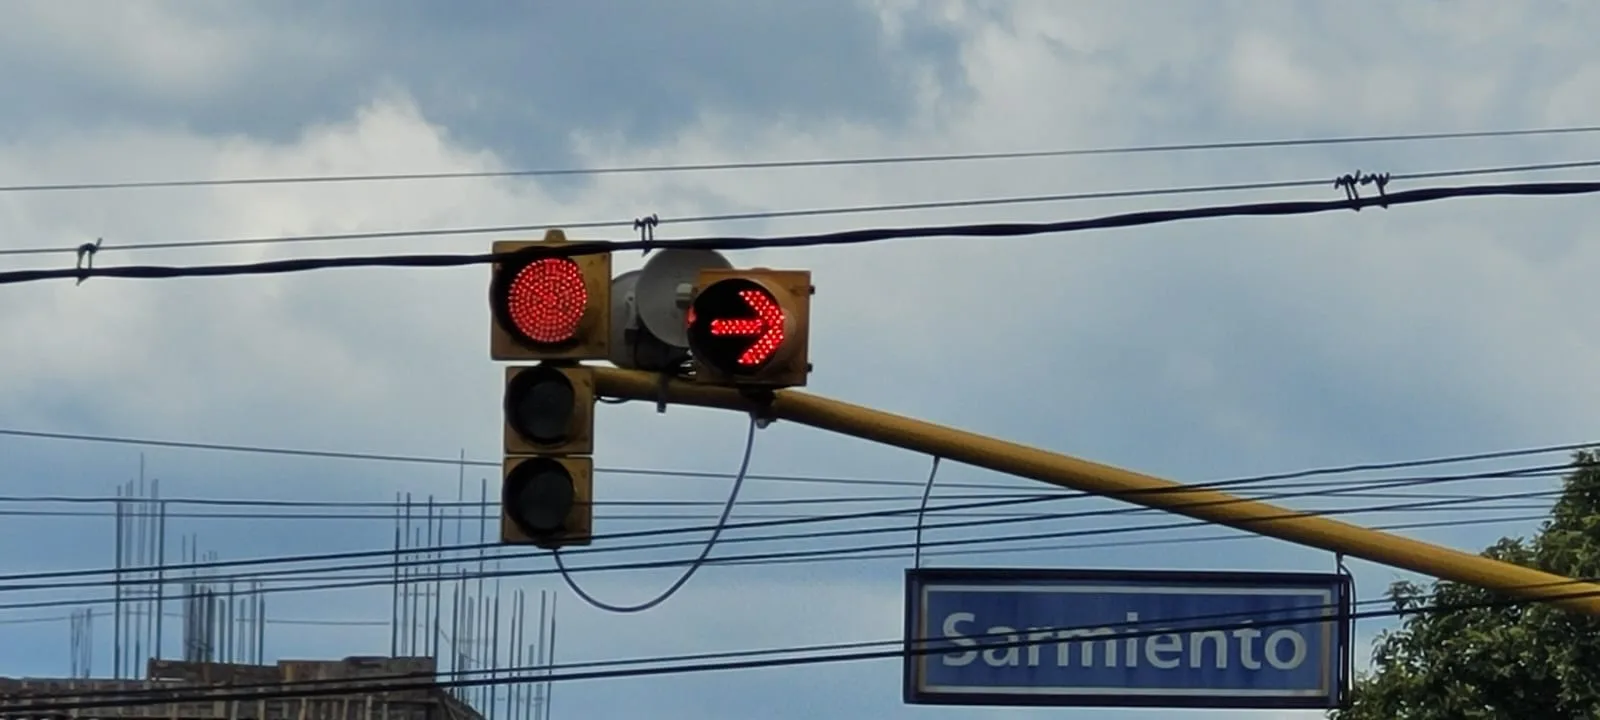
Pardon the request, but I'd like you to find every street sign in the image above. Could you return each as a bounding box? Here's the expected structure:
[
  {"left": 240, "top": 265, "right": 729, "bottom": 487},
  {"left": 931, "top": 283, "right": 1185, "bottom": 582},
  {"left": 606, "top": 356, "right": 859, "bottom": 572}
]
[{"left": 902, "top": 567, "right": 1351, "bottom": 710}]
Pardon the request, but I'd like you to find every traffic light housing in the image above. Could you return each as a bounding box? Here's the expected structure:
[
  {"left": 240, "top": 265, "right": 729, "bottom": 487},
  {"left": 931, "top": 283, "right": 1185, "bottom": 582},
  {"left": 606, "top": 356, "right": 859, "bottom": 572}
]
[
  {"left": 489, "top": 230, "right": 612, "bottom": 361},
  {"left": 501, "top": 455, "right": 592, "bottom": 548},
  {"left": 685, "top": 268, "right": 812, "bottom": 388},
  {"left": 500, "top": 363, "right": 595, "bottom": 548},
  {"left": 503, "top": 364, "right": 594, "bottom": 456}
]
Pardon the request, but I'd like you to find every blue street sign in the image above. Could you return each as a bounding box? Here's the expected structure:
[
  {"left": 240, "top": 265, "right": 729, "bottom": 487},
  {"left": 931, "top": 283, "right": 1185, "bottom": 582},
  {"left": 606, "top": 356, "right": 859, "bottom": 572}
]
[{"left": 903, "top": 568, "right": 1351, "bottom": 709}]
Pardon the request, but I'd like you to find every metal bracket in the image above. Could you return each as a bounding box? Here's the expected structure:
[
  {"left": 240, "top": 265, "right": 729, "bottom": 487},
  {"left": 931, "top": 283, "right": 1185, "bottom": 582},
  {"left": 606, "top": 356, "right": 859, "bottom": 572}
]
[{"left": 634, "top": 213, "right": 660, "bottom": 256}]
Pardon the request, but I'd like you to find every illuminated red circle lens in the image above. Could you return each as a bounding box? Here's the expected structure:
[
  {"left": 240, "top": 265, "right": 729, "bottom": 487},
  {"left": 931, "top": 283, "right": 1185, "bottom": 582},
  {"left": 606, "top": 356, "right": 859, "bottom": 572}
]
[{"left": 506, "top": 258, "right": 588, "bottom": 344}]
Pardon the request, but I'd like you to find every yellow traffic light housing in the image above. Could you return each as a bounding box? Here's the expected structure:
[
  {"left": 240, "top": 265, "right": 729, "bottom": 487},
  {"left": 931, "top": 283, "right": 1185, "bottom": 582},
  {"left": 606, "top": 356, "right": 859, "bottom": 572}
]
[
  {"left": 503, "top": 364, "right": 594, "bottom": 456},
  {"left": 489, "top": 229, "right": 612, "bottom": 361},
  {"left": 685, "top": 268, "right": 812, "bottom": 388},
  {"left": 500, "top": 362, "right": 596, "bottom": 549},
  {"left": 501, "top": 455, "right": 593, "bottom": 548}
]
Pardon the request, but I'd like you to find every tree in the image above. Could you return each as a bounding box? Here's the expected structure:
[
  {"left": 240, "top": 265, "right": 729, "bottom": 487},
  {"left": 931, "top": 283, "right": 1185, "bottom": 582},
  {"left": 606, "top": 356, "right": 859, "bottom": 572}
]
[{"left": 1331, "top": 450, "right": 1600, "bottom": 719}]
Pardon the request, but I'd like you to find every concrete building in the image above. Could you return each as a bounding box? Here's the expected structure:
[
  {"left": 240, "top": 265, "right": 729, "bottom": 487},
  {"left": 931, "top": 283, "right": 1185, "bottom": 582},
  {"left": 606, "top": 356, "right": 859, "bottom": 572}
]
[{"left": 0, "top": 657, "right": 484, "bottom": 720}]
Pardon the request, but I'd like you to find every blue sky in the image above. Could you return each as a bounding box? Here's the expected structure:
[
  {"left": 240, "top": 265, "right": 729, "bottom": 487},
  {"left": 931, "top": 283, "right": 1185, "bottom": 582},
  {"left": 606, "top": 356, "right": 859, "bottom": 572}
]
[{"left": 1, "top": 1, "right": 1599, "bottom": 718}]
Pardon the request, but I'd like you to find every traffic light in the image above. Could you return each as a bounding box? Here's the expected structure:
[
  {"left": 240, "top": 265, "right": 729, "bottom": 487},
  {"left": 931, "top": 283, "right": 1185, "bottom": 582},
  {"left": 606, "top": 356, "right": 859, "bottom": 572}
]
[
  {"left": 489, "top": 229, "right": 612, "bottom": 361},
  {"left": 685, "top": 268, "right": 812, "bottom": 388},
  {"left": 500, "top": 364, "right": 594, "bottom": 548}
]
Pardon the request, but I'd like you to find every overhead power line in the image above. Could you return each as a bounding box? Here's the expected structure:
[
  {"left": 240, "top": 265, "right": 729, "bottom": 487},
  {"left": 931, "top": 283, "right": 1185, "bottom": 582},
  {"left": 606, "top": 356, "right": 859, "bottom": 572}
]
[
  {"left": 2, "top": 158, "right": 1596, "bottom": 258},
  {"left": 0, "top": 490, "right": 1041, "bottom": 508},
  {"left": 0, "top": 435, "right": 1579, "bottom": 588},
  {"left": 0, "top": 489, "right": 1554, "bottom": 522},
  {"left": 7, "top": 580, "right": 1600, "bottom": 712},
  {"left": 0, "top": 508, "right": 1547, "bottom": 621},
  {"left": 8, "top": 427, "right": 1585, "bottom": 494},
  {"left": 732, "top": 510, "right": 1552, "bottom": 570},
  {"left": 0, "top": 503, "right": 1554, "bottom": 618},
  {"left": 0, "top": 591, "right": 1449, "bottom": 700},
  {"left": 3, "top": 124, "right": 1596, "bottom": 195},
  {"left": 0, "top": 427, "right": 1580, "bottom": 581},
  {"left": 0, "top": 426, "right": 1019, "bottom": 491},
  {"left": 0, "top": 464, "right": 1568, "bottom": 601},
  {"left": 4, "top": 177, "right": 1597, "bottom": 287}
]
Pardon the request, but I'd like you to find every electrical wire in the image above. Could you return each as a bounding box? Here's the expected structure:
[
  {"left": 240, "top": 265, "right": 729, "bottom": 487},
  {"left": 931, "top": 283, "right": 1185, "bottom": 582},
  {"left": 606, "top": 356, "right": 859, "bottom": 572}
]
[
  {"left": 0, "top": 592, "right": 1406, "bottom": 701},
  {"left": 0, "top": 466, "right": 1570, "bottom": 604},
  {"left": 5, "top": 176, "right": 1597, "bottom": 286},
  {"left": 8, "top": 578, "right": 1600, "bottom": 711},
  {"left": 0, "top": 447, "right": 1576, "bottom": 596},
  {"left": 0, "top": 426, "right": 1016, "bottom": 491},
  {"left": 2, "top": 158, "right": 1597, "bottom": 258},
  {"left": 0, "top": 490, "right": 1041, "bottom": 509},
  {"left": 0, "top": 425, "right": 1017, "bottom": 492},
  {"left": 732, "top": 510, "right": 1556, "bottom": 570},
  {"left": 0, "top": 491, "right": 1560, "bottom": 522},
  {"left": 6, "top": 123, "right": 1595, "bottom": 195},
  {"left": 0, "top": 508, "right": 1550, "bottom": 636},
  {"left": 0, "top": 446, "right": 1574, "bottom": 590},
  {"left": 1, "top": 428, "right": 1585, "bottom": 498},
  {"left": 551, "top": 416, "right": 756, "bottom": 613},
  {"left": 912, "top": 456, "right": 941, "bottom": 568},
  {"left": 0, "top": 503, "right": 1558, "bottom": 615},
  {"left": 0, "top": 505, "right": 1541, "bottom": 594},
  {"left": 34, "top": 493, "right": 1563, "bottom": 588}
]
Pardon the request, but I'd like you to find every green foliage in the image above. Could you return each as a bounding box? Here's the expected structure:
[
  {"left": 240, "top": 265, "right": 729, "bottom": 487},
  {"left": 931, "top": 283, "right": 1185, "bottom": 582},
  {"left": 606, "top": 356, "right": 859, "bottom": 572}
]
[{"left": 1331, "top": 450, "right": 1600, "bottom": 719}]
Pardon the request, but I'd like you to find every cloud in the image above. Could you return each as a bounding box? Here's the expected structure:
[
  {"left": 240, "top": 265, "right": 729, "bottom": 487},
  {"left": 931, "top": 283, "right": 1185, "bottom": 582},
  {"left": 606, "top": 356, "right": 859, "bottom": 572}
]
[{"left": 3, "top": 1, "right": 1600, "bottom": 718}]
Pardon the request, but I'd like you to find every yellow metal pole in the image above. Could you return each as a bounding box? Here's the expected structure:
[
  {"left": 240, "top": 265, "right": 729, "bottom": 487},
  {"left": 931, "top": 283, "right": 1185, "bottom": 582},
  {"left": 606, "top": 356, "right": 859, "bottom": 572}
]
[{"left": 593, "top": 366, "right": 1600, "bottom": 616}]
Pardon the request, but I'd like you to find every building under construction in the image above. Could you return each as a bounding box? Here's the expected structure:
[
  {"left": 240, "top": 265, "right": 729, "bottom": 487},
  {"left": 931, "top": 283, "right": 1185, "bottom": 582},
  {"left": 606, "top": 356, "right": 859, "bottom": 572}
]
[
  {"left": 1, "top": 468, "right": 559, "bottom": 720},
  {"left": 0, "top": 656, "right": 481, "bottom": 720}
]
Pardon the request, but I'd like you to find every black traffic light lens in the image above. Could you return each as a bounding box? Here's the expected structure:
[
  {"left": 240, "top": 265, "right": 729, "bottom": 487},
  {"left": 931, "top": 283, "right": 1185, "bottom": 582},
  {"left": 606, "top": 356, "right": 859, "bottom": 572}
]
[
  {"left": 504, "top": 458, "right": 576, "bottom": 535},
  {"left": 505, "top": 366, "right": 576, "bottom": 445},
  {"left": 686, "top": 278, "right": 786, "bottom": 374}
]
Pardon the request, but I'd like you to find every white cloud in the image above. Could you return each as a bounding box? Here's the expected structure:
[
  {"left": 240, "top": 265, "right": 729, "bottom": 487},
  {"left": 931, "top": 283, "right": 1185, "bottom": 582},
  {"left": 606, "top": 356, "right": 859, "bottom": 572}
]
[{"left": 0, "top": 0, "right": 255, "bottom": 97}]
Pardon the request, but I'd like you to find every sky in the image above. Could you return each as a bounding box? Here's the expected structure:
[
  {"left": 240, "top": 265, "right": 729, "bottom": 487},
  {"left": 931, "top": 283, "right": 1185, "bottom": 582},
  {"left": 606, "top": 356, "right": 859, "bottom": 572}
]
[{"left": 1, "top": 0, "right": 1599, "bottom": 718}]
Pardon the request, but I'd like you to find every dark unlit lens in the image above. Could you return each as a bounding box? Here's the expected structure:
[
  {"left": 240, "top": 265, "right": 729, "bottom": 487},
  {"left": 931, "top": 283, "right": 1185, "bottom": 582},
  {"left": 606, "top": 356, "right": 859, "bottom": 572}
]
[
  {"left": 510, "top": 465, "right": 575, "bottom": 533},
  {"left": 510, "top": 374, "right": 575, "bottom": 444}
]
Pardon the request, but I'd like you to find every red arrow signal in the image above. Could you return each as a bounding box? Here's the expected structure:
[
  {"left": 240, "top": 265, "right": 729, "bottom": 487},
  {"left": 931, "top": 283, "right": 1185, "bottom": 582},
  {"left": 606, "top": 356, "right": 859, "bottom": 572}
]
[
  {"left": 709, "top": 289, "right": 786, "bottom": 366},
  {"left": 685, "top": 269, "right": 811, "bottom": 387}
]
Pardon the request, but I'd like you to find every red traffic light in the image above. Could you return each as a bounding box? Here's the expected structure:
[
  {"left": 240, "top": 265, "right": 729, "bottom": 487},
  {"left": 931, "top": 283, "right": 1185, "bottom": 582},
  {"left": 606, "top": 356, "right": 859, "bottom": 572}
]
[
  {"left": 495, "top": 255, "right": 588, "bottom": 345},
  {"left": 685, "top": 269, "right": 811, "bottom": 387},
  {"left": 688, "top": 279, "right": 787, "bottom": 371},
  {"left": 488, "top": 231, "right": 612, "bottom": 361},
  {"left": 690, "top": 281, "right": 787, "bottom": 368}
]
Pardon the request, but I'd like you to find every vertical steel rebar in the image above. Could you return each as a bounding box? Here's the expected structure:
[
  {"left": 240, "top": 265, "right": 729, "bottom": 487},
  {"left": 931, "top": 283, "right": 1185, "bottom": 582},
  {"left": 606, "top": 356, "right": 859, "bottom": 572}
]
[
  {"left": 154, "top": 489, "right": 166, "bottom": 662},
  {"left": 133, "top": 469, "right": 145, "bottom": 677},
  {"left": 464, "top": 597, "right": 476, "bottom": 704},
  {"left": 534, "top": 592, "right": 547, "bottom": 720},
  {"left": 257, "top": 582, "right": 267, "bottom": 664},
  {"left": 390, "top": 492, "right": 401, "bottom": 657},
  {"left": 544, "top": 592, "right": 557, "bottom": 720},
  {"left": 425, "top": 495, "right": 437, "bottom": 661},
  {"left": 112, "top": 484, "right": 123, "bottom": 679},
  {"left": 405, "top": 493, "right": 417, "bottom": 656},
  {"left": 476, "top": 477, "right": 489, "bottom": 711},
  {"left": 489, "top": 583, "right": 502, "bottom": 720}
]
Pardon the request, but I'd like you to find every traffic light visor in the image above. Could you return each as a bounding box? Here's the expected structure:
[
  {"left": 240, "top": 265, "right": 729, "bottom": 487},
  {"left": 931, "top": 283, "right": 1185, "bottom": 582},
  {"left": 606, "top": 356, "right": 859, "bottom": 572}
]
[
  {"left": 686, "top": 278, "right": 787, "bottom": 372},
  {"left": 503, "top": 457, "right": 576, "bottom": 535},
  {"left": 493, "top": 253, "right": 589, "bottom": 346}
]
